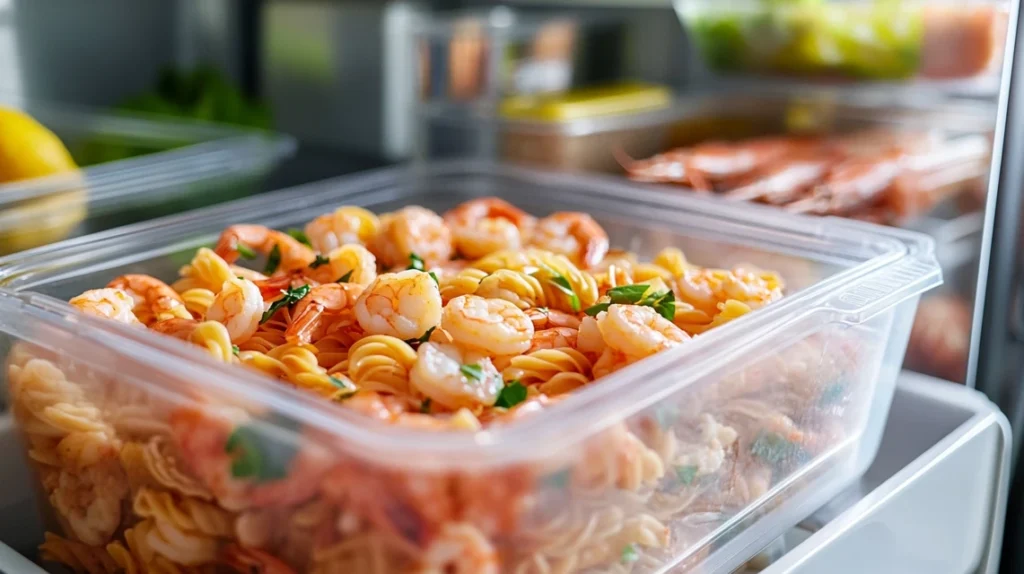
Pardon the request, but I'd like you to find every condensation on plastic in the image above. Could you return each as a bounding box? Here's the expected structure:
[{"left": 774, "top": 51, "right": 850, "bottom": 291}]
[
  {"left": 0, "top": 100, "right": 296, "bottom": 254},
  {"left": 0, "top": 162, "right": 940, "bottom": 573}
]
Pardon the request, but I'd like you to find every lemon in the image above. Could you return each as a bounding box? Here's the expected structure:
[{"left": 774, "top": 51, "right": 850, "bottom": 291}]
[
  {"left": 0, "top": 106, "right": 88, "bottom": 253},
  {"left": 0, "top": 106, "right": 79, "bottom": 183}
]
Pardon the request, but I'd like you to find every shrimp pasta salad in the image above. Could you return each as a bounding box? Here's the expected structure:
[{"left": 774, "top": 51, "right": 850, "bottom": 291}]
[{"left": 8, "top": 197, "right": 860, "bottom": 573}]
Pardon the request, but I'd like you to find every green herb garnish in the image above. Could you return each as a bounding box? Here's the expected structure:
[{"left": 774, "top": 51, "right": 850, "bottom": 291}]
[
  {"left": 420, "top": 398, "right": 432, "bottom": 414},
  {"left": 818, "top": 383, "right": 845, "bottom": 407},
  {"left": 337, "top": 270, "right": 354, "bottom": 283},
  {"left": 408, "top": 253, "right": 426, "bottom": 272},
  {"left": 329, "top": 375, "right": 355, "bottom": 390},
  {"left": 232, "top": 345, "right": 240, "bottom": 356},
  {"left": 750, "top": 431, "right": 808, "bottom": 471},
  {"left": 675, "top": 464, "right": 698, "bottom": 485},
  {"left": 260, "top": 284, "right": 311, "bottom": 323},
  {"left": 535, "top": 268, "right": 580, "bottom": 312},
  {"left": 287, "top": 228, "right": 312, "bottom": 247},
  {"left": 621, "top": 544, "right": 639, "bottom": 564},
  {"left": 460, "top": 363, "right": 484, "bottom": 382},
  {"left": 429, "top": 271, "right": 440, "bottom": 285},
  {"left": 310, "top": 254, "right": 331, "bottom": 269},
  {"left": 495, "top": 380, "right": 528, "bottom": 408},
  {"left": 263, "top": 244, "right": 282, "bottom": 275},
  {"left": 236, "top": 243, "right": 257, "bottom": 260},
  {"left": 585, "top": 284, "right": 675, "bottom": 320},
  {"left": 224, "top": 423, "right": 298, "bottom": 482}
]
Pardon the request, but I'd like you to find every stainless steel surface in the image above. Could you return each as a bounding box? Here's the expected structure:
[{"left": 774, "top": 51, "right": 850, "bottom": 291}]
[{"left": 261, "top": 1, "right": 424, "bottom": 159}]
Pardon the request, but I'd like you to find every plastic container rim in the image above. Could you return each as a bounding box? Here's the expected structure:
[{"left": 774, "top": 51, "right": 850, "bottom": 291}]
[{"left": 0, "top": 161, "right": 943, "bottom": 468}]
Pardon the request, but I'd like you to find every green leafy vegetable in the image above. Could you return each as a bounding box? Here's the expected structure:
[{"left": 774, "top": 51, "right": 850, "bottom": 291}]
[
  {"left": 329, "top": 376, "right": 355, "bottom": 390},
  {"left": 337, "top": 270, "right": 354, "bottom": 283},
  {"left": 263, "top": 244, "right": 282, "bottom": 275},
  {"left": 675, "top": 465, "right": 698, "bottom": 485},
  {"left": 643, "top": 289, "right": 676, "bottom": 321},
  {"left": 310, "top": 254, "right": 331, "bottom": 269},
  {"left": 621, "top": 544, "right": 639, "bottom": 564},
  {"left": 287, "top": 228, "right": 312, "bottom": 247},
  {"left": 408, "top": 253, "right": 426, "bottom": 272},
  {"left": 584, "top": 303, "right": 609, "bottom": 316},
  {"left": 429, "top": 271, "right": 440, "bottom": 285},
  {"left": 231, "top": 345, "right": 240, "bottom": 356},
  {"left": 237, "top": 243, "right": 257, "bottom": 260},
  {"left": 495, "top": 380, "right": 528, "bottom": 409},
  {"left": 225, "top": 423, "right": 298, "bottom": 482},
  {"left": 420, "top": 399, "right": 432, "bottom": 414},
  {"left": 261, "top": 284, "right": 311, "bottom": 323},
  {"left": 460, "top": 363, "right": 484, "bottom": 382}
]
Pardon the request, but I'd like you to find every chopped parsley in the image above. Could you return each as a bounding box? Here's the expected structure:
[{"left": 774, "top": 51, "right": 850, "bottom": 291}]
[
  {"left": 585, "top": 284, "right": 675, "bottom": 320},
  {"left": 263, "top": 244, "right": 282, "bottom": 275},
  {"left": 328, "top": 375, "right": 356, "bottom": 391},
  {"left": 495, "top": 380, "right": 528, "bottom": 408},
  {"left": 236, "top": 243, "right": 257, "bottom": 260},
  {"left": 260, "top": 284, "right": 311, "bottom": 323},
  {"left": 675, "top": 464, "right": 698, "bottom": 485},
  {"left": 542, "top": 469, "right": 571, "bottom": 490},
  {"left": 460, "top": 363, "right": 484, "bottom": 382},
  {"left": 408, "top": 253, "right": 426, "bottom": 271},
  {"left": 225, "top": 423, "right": 298, "bottom": 482},
  {"left": 818, "top": 383, "right": 846, "bottom": 407},
  {"left": 337, "top": 270, "right": 354, "bottom": 283},
  {"left": 309, "top": 254, "right": 331, "bottom": 269},
  {"left": 428, "top": 271, "right": 440, "bottom": 285},
  {"left": 420, "top": 398, "right": 432, "bottom": 414},
  {"left": 534, "top": 267, "right": 580, "bottom": 312},
  {"left": 750, "top": 431, "right": 809, "bottom": 471},
  {"left": 621, "top": 544, "right": 639, "bottom": 564},
  {"left": 287, "top": 228, "right": 312, "bottom": 247},
  {"left": 231, "top": 345, "right": 240, "bottom": 356}
]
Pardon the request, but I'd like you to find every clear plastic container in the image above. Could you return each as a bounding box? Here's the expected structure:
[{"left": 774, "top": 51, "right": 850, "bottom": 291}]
[
  {"left": 676, "top": 0, "right": 1010, "bottom": 83},
  {"left": 0, "top": 99, "right": 296, "bottom": 254},
  {"left": 0, "top": 162, "right": 940, "bottom": 573}
]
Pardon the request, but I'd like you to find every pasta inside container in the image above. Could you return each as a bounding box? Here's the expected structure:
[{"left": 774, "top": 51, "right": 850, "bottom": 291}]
[{"left": 0, "top": 162, "right": 939, "bottom": 573}]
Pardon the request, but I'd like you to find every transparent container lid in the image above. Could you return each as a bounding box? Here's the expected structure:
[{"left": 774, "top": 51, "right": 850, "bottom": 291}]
[{"left": 0, "top": 162, "right": 941, "bottom": 573}]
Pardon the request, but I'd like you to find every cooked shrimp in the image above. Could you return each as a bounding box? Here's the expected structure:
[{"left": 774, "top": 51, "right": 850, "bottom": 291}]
[
  {"left": 442, "top": 295, "right": 534, "bottom": 356},
  {"left": 576, "top": 315, "right": 606, "bottom": 357},
  {"left": 68, "top": 288, "right": 142, "bottom": 325},
  {"left": 214, "top": 224, "right": 315, "bottom": 272},
  {"left": 354, "top": 270, "right": 442, "bottom": 341},
  {"left": 369, "top": 206, "right": 453, "bottom": 268},
  {"left": 107, "top": 274, "right": 191, "bottom": 325},
  {"left": 592, "top": 347, "right": 631, "bottom": 379},
  {"left": 443, "top": 197, "right": 536, "bottom": 259},
  {"left": 529, "top": 212, "right": 609, "bottom": 269},
  {"left": 168, "top": 406, "right": 330, "bottom": 511},
  {"left": 417, "top": 522, "right": 498, "bottom": 574},
  {"left": 528, "top": 327, "right": 578, "bottom": 352},
  {"left": 286, "top": 283, "right": 365, "bottom": 344},
  {"left": 48, "top": 432, "right": 130, "bottom": 546},
  {"left": 410, "top": 343, "right": 503, "bottom": 409},
  {"left": 305, "top": 243, "right": 377, "bottom": 286},
  {"left": 597, "top": 304, "right": 690, "bottom": 359},
  {"left": 206, "top": 277, "right": 263, "bottom": 344},
  {"left": 304, "top": 206, "right": 380, "bottom": 252},
  {"left": 150, "top": 317, "right": 202, "bottom": 340},
  {"left": 526, "top": 307, "right": 581, "bottom": 330},
  {"left": 340, "top": 391, "right": 412, "bottom": 423},
  {"left": 222, "top": 545, "right": 296, "bottom": 574}
]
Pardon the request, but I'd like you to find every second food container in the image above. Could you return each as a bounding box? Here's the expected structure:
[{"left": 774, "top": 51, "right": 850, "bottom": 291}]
[
  {"left": 0, "top": 99, "right": 295, "bottom": 255},
  {"left": 0, "top": 162, "right": 939, "bottom": 573}
]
